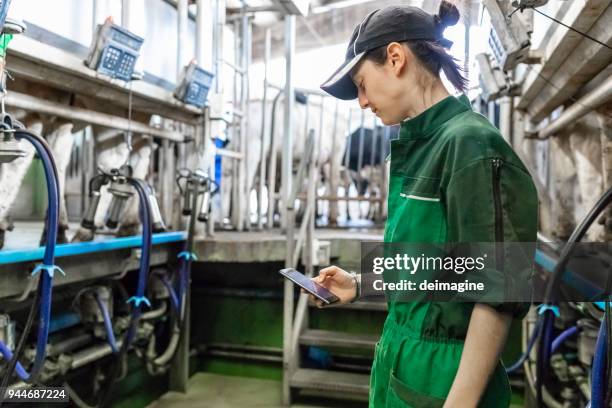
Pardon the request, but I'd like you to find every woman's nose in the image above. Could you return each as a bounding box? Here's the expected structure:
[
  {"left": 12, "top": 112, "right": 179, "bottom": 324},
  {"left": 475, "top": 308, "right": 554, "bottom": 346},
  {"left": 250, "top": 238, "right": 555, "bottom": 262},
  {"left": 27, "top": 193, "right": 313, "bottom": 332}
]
[{"left": 358, "top": 89, "right": 369, "bottom": 109}]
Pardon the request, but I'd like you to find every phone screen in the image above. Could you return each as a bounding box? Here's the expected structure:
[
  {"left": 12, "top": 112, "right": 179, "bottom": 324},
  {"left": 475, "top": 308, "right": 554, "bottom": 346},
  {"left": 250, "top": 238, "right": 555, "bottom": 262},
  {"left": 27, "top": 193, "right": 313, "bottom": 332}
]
[{"left": 279, "top": 268, "right": 339, "bottom": 304}]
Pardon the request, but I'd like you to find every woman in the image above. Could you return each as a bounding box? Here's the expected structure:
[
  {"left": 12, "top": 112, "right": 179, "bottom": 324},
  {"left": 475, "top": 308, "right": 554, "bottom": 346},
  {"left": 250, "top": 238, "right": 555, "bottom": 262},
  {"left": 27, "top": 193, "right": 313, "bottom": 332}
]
[{"left": 312, "top": 2, "right": 538, "bottom": 407}]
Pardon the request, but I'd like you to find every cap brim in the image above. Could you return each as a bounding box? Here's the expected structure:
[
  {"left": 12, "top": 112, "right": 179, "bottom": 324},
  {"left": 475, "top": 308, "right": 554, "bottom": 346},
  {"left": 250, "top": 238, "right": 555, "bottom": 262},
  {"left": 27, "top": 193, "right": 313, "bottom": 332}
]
[{"left": 320, "top": 51, "right": 365, "bottom": 100}]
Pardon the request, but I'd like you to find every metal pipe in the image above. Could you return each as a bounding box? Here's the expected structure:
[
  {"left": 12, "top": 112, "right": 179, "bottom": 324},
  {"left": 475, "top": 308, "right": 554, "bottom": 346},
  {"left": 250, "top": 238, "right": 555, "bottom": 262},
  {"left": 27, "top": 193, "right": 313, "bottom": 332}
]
[
  {"left": 215, "top": 148, "right": 243, "bottom": 159},
  {"left": 329, "top": 100, "right": 340, "bottom": 224},
  {"left": 536, "top": 75, "right": 612, "bottom": 139},
  {"left": 266, "top": 90, "right": 284, "bottom": 229},
  {"left": 344, "top": 109, "right": 353, "bottom": 220},
  {"left": 219, "top": 59, "right": 246, "bottom": 74},
  {"left": 92, "top": 0, "right": 101, "bottom": 31},
  {"left": 176, "top": 0, "right": 189, "bottom": 79},
  {"left": 196, "top": 0, "right": 212, "bottom": 68},
  {"left": 47, "top": 333, "right": 93, "bottom": 357},
  {"left": 267, "top": 81, "right": 327, "bottom": 97},
  {"left": 204, "top": 349, "right": 283, "bottom": 363},
  {"left": 153, "top": 327, "right": 180, "bottom": 366},
  {"left": 214, "top": 0, "right": 225, "bottom": 94},
  {"left": 204, "top": 342, "right": 282, "bottom": 354},
  {"left": 230, "top": 19, "right": 241, "bottom": 231},
  {"left": 3, "top": 276, "right": 37, "bottom": 303},
  {"left": 4, "top": 92, "right": 183, "bottom": 142},
  {"left": 258, "top": 29, "right": 271, "bottom": 230},
  {"left": 121, "top": 0, "right": 131, "bottom": 29},
  {"left": 499, "top": 96, "right": 513, "bottom": 144},
  {"left": 282, "top": 18, "right": 297, "bottom": 397},
  {"left": 281, "top": 15, "right": 296, "bottom": 231},
  {"left": 141, "top": 301, "right": 168, "bottom": 320},
  {"left": 240, "top": 9, "right": 251, "bottom": 231},
  {"left": 70, "top": 340, "right": 124, "bottom": 370}
]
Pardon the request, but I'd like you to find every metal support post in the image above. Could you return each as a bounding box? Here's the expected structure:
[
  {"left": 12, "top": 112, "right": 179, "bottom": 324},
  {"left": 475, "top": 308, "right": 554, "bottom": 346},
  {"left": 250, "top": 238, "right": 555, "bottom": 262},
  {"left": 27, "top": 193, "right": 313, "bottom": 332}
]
[
  {"left": 177, "top": 0, "right": 189, "bottom": 75},
  {"left": 281, "top": 15, "right": 295, "bottom": 231},
  {"left": 258, "top": 29, "right": 271, "bottom": 230},
  {"left": 329, "top": 100, "right": 339, "bottom": 225},
  {"left": 240, "top": 10, "right": 251, "bottom": 231},
  {"left": 499, "top": 96, "right": 513, "bottom": 144},
  {"left": 121, "top": 0, "right": 131, "bottom": 29}
]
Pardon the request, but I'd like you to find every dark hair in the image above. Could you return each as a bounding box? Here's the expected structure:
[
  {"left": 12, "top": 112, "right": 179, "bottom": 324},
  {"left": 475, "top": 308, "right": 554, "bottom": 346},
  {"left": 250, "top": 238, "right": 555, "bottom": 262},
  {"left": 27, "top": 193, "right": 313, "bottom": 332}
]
[{"left": 363, "top": 1, "right": 467, "bottom": 92}]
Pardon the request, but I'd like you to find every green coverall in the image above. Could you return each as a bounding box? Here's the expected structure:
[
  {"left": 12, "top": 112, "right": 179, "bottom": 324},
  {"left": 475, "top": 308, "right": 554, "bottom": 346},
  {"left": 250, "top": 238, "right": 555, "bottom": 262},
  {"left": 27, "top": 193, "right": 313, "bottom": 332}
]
[{"left": 369, "top": 95, "right": 538, "bottom": 407}]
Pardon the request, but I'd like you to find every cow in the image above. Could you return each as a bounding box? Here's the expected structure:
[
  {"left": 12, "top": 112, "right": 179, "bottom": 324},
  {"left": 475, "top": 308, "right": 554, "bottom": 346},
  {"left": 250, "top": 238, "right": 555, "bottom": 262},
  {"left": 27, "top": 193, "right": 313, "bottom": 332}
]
[
  {"left": 242, "top": 91, "right": 349, "bottom": 228},
  {"left": 0, "top": 80, "right": 160, "bottom": 249},
  {"left": 341, "top": 125, "right": 396, "bottom": 221},
  {"left": 545, "top": 111, "right": 607, "bottom": 242}
]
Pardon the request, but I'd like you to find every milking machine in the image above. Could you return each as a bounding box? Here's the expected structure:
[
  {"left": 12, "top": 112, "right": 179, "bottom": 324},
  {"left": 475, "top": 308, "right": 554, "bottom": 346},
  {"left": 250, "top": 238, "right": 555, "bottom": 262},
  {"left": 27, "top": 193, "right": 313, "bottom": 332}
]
[
  {"left": 62, "top": 166, "right": 160, "bottom": 407},
  {"left": 503, "top": 185, "right": 612, "bottom": 408},
  {"left": 0, "top": 9, "right": 66, "bottom": 403},
  {"left": 79, "top": 164, "right": 166, "bottom": 236},
  {"left": 135, "top": 168, "right": 217, "bottom": 376},
  {"left": 0, "top": 114, "right": 63, "bottom": 397}
]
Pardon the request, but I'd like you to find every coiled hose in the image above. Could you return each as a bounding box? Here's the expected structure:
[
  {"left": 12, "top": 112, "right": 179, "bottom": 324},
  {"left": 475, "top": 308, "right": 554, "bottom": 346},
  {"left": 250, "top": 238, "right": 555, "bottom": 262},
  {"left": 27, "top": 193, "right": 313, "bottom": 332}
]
[{"left": 0, "top": 130, "right": 60, "bottom": 397}]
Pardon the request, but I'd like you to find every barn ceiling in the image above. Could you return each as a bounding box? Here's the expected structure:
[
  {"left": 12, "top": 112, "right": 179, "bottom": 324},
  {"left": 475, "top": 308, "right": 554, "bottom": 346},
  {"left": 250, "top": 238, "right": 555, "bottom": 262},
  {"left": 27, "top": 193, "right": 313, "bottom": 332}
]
[{"left": 249, "top": 0, "right": 432, "bottom": 60}]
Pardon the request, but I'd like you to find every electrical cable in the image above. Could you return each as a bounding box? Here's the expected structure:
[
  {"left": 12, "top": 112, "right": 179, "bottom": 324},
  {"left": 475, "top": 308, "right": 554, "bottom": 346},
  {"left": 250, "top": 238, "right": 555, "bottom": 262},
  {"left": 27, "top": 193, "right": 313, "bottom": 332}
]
[{"left": 531, "top": 8, "right": 612, "bottom": 52}]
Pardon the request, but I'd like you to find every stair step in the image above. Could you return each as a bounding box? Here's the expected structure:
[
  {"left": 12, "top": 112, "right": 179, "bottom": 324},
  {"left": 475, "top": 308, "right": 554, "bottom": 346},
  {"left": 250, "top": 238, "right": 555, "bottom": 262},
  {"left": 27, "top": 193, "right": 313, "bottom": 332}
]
[
  {"left": 300, "top": 329, "right": 378, "bottom": 350},
  {"left": 339, "top": 300, "right": 387, "bottom": 311},
  {"left": 290, "top": 368, "right": 370, "bottom": 400},
  {"left": 309, "top": 300, "right": 387, "bottom": 312}
]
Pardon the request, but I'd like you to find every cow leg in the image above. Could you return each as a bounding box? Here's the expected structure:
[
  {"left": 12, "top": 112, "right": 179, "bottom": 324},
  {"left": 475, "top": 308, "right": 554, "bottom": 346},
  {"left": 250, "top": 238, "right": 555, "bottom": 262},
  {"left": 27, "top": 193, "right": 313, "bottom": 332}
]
[
  {"left": 117, "top": 143, "right": 152, "bottom": 237},
  {"left": 40, "top": 122, "right": 74, "bottom": 245},
  {"left": 0, "top": 119, "right": 41, "bottom": 249}
]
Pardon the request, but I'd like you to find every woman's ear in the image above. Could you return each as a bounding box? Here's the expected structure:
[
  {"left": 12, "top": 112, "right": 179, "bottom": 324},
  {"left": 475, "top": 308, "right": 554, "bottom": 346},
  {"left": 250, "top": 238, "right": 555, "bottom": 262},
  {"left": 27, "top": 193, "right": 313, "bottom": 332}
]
[{"left": 386, "top": 42, "right": 407, "bottom": 76}]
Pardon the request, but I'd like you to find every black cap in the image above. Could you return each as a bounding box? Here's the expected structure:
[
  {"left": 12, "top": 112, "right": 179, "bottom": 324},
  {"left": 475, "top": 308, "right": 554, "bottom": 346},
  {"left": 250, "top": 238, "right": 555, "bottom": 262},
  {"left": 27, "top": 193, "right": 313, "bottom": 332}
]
[{"left": 320, "top": 5, "right": 455, "bottom": 100}]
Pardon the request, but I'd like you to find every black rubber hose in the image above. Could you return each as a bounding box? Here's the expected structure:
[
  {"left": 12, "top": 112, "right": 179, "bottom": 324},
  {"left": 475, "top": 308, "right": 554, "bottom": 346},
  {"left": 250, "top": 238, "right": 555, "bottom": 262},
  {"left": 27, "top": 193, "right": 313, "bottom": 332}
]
[
  {"left": 0, "top": 278, "right": 41, "bottom": 404},
  {"left": 536, "top": 185, "right": 612, "bottom": 407},
  {"left": 0, "top": 130, "right": 59, "bottom": 403},
  {"left": 544, "top": 185, "right": 612, "bottom": 304}
]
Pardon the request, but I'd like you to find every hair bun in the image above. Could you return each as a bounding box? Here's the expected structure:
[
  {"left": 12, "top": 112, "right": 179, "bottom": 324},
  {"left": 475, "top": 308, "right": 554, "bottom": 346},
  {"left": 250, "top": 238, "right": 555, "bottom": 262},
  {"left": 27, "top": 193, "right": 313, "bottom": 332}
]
[{"left": 436, "top": 0, "right": 460, "bottom": 28}]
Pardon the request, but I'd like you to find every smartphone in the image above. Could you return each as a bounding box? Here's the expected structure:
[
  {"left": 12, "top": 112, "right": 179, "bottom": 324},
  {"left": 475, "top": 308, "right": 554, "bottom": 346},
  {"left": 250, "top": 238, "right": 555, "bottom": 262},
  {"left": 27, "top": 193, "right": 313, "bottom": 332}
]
[{"left": 279, "top": 268, "right": 339, "bottom": 305}]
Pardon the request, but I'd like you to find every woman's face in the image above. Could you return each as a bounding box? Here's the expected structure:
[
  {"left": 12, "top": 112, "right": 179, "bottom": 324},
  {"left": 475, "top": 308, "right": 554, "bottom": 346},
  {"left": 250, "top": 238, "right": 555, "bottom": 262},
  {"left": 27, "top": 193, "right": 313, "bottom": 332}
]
[{"left": 351, "top": 45, "right": 410, "bottom": 125}]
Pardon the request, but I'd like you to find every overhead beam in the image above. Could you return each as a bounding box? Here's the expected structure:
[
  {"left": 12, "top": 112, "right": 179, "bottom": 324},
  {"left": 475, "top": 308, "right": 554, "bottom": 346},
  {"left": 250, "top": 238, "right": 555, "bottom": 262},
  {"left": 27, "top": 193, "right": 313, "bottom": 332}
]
[
  {"left": 6, "top": 35, "right": 201, "bottom": 124},
  {"left": 517, "top": 0, "right": 609, "bottom": 111},
  {"left": 5, "top": 91, "right": 184, "bottom": 142},
  {"left": 251, "top": 0, "right": 428, "bottom": 60},
  {"left": 525, "top": 4, "right": 612, "bottom": 123}
]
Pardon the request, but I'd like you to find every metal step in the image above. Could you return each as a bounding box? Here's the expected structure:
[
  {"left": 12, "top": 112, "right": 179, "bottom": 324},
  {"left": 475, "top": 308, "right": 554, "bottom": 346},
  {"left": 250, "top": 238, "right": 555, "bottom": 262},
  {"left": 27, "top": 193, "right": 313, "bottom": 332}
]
[
  {"left": 308, "top": 300, "right": 387, "bottom": 312},
  {"left": 290, "top": 368, "right": 370, "bottom": 401},
  {"left": 300, "top": 329, "right": 378, "bottom": 350},
  {"left": 339, "top": 300, "right": 387, "bottom": 311}
]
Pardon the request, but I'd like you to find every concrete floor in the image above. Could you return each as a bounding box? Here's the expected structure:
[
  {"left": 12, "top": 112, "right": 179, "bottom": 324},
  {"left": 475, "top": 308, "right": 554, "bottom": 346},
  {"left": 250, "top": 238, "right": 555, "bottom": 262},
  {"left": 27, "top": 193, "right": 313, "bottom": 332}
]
[{"left": 147, "top": 373, "right": 367, "bottom": 408}]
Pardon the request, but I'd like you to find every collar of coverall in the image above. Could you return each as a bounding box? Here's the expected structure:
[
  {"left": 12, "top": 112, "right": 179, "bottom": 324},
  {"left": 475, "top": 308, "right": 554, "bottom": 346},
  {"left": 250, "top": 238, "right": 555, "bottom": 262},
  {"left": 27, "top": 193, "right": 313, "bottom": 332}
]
[{"left": 399, "top": 94, "right": 471, "bottom": 140}]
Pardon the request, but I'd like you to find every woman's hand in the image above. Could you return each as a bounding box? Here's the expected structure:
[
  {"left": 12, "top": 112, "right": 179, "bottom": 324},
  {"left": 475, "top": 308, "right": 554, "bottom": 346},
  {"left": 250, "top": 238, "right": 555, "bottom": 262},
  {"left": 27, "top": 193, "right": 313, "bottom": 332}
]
[{"left": 304, "top": 266, "right": 357, "bottom": 307}]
